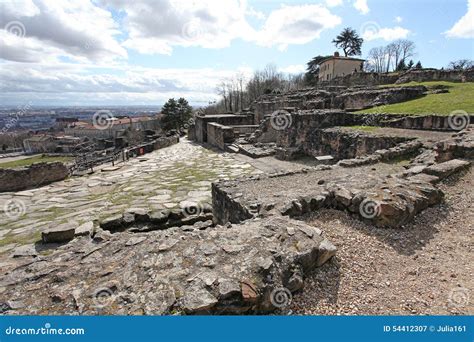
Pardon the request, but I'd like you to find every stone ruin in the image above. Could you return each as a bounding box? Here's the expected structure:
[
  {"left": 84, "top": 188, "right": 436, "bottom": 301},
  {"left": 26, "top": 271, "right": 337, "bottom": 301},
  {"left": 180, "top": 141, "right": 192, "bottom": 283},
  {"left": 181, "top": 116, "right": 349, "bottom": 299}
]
[{"left": 1, "top": 79, "right": 473, "bottom": 315}]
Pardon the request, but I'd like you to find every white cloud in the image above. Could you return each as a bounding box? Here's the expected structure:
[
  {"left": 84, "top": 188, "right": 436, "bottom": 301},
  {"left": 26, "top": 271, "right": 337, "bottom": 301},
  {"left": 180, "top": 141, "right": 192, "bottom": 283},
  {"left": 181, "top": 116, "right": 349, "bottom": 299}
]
[
  {"left": 1, "top": 0, "right": 342, "bottom": 61},
  {"left": 254, "top": 4, "right": 341, "bottom": 51},
  {"left": 0, "top": 61, "right": 254, "bottom": 105},
  {"left": 325, "top": 0, "right": 344, "bottom": 7},
  {"left": 104, "top": 0, "right": 257, "bottom": 55},
  {"left": 395, "top": 16, "right": 403, "bottom": 23},
  {"left": 246, "top": 6, "right": 266, "bottom": 20},
  {"left": 104, "top": 1, "right": 340, "bottom": 55},
  {"left": 445, "top": 0, "right": 474, "bottom": 38},
  {"left": 363, "top": 26, "right": 410, "bottom": 41},
  {"left": 279, "top": 64, "right": 306, "bottom": 74},
  {"left": 354, "top": 0, "right": 369, "bottom": 14},
  {"left": 0, "top": 0, "right": 126, "bottom": 63}
]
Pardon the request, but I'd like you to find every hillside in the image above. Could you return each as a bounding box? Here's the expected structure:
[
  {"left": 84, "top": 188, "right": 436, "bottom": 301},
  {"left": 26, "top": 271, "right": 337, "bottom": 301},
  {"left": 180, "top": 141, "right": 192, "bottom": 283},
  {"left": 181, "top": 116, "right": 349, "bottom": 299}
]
[{"left": 356, "top": 81, "right": 474, "bottom": 115}]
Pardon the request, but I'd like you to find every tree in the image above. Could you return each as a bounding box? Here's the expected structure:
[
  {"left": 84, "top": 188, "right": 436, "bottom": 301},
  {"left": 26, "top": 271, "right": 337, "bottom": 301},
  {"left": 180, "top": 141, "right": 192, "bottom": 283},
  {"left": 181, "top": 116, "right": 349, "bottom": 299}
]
[
  {"left": 448, "top": 59, "right": 474, "bottom": 70},
  {"left": 216, "top": 82, "right": 228, "bottom": 111},
  {"left": 384, "top": 43, "right": 397, "bottom": 72},
  {"left": 304, "top": 55, "right": 330, "bottom": 84},
  {"left": 177, "top": 97, "right": 193, "bottom": 128},
  {"left": 365, "top": 40, "right": 416, "bottom": 73},
  {"left": 399, "top": 40, "right": 416, "bottom": 65},
  {"left": 407, "top": 60, "right": 414, "bottom": 69},
  {"left": 396, "top": 59, "right": 407, "bottom": 71},
  {"left": 415, "top": 61, "right": 422, "bottom": 69},
  {"left": 161, "top": 98, "right": 193, "bottom": 131},
  {"left": 207, "top": 64, "right": 306, "bottom": 114},
  {"left": 367, "top": 46, "right": 386, "bottom": 73},
  {"left": 332, "top": 27, "right": 363, "bottom": 57}
]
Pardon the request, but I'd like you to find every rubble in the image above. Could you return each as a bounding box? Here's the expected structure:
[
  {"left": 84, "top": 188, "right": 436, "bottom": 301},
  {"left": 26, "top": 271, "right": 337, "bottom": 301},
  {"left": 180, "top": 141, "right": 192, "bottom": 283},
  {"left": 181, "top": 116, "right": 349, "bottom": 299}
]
[{"left": 0, "top": 217, "right": 335, "bottom": 314}]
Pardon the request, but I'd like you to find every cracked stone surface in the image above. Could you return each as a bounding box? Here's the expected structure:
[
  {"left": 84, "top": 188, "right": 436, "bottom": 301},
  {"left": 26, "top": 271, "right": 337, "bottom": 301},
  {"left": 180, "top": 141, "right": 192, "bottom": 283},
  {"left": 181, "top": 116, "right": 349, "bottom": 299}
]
[
  {"left": 0, "top": 216, "right": 335, "bottom": 315},
  {"left": 0, "top": 139, "right": 262, "bottom": 257}
]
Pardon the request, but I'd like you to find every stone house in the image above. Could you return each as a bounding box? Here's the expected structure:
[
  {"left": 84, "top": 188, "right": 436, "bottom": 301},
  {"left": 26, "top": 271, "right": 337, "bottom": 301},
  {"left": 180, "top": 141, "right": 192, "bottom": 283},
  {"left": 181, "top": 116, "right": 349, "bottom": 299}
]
[
  {"left": 23, "top": 135, "right": 56, "bottom": 154},
  {"left": 23, "top": 134, "right": 85, "bottom": 154},
  {"left": 319, "top": 52, "right": 365, "bottom": 82},
  {"left": 64, "top": 116, "right": 160, "bottom": 139}
]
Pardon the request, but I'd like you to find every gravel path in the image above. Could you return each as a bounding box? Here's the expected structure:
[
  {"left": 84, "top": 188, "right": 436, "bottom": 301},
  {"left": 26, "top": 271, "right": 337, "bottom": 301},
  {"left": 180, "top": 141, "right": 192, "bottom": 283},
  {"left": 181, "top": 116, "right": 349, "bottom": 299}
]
[{"left": 290, "top": 168, "right": 473, "bottom": 315}]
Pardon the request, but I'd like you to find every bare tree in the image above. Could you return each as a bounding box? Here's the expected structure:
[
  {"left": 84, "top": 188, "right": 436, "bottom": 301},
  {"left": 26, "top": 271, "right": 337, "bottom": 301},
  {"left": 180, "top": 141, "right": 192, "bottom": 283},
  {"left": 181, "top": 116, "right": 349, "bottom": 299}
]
[
  {"left": 209, "top": 64, "right": 305, "bottom": 114},
  {"left": 236, "top": 73, "right": 245, "bottom": 110},
  {"left": 227, "top": 81, "right": 233, "bottom": 113},
  {"left": 448, "top": 59, "right": 474, "bottom": 70},
  {"left": 400, "top": 40, "right": 416, "bottom": 65},
  {"left": 384, "top": 43, "right": 397, "bottom": 72},
  {"left": 367, "top": 47, "right": 386, "bottom": 73},
  {"left": 366, "top": 40, "right": 416, "bottom": 73},
  {"left": 217, "top": 82, "right": 228, "bottom": 111}
]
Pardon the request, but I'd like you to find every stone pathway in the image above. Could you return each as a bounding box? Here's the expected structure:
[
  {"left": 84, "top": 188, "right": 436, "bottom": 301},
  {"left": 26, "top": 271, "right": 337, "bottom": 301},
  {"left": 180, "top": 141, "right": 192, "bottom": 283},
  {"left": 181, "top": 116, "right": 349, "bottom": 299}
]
[{"left": 0, "top": 139, "right": 262, "bottom": 256}]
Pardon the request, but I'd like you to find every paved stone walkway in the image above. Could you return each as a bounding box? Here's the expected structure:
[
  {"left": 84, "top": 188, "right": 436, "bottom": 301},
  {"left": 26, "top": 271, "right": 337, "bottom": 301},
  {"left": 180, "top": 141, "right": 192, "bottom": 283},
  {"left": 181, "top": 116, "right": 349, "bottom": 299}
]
[{"left": 0, "top": 139, "right": 262, "bottom": 256}]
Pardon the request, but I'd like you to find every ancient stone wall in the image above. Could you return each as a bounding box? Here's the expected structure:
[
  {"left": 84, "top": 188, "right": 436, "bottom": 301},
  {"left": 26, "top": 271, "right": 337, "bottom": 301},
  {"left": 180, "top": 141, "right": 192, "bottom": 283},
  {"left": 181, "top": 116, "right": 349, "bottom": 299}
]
[
  {"left": 212, "top": 181, "right": 253, "bottom": 224},
  {"left": 211, "top": 158, "right": 467, "bottom": 228},
  {"left": 206, "top": 123, "right": 235, "bottom": 150},
  {"left": 252, "top": 86, "right": 426, "bottom": 119},
  {"left": 0, "top": 162, "right": 69, "bottom": 192},
  {"left": 333, "top": 86, "right": 426, "bottom": 110},
  {"left": 381, "top": 115, "right": 474, "bottom": 131},
  {"left": 153, "top": 135, "right": 180, "bottom": 150},
  {"left": 232, "top": 125, "right": 259, "bottom": 136},
  {"left": 253, "top": 112, "right": 473, "bottom": 151},
  {"left": 322, "top": 72, "right": 400, "bottom": 86},
  {"left": 303, "top": 127, "right": 410, "bottom": 160},
  {"left": 395, "top": 68, "right": 474, "bottom": 84},
  {"left": 322, "top": 69, "right": 473, "bottom": 86},
  {"left": 193, "top": 114, "right": 254, "bottom": 143},
  {"left": 276, "top": 112, "right": 352, "bottom": 149}
]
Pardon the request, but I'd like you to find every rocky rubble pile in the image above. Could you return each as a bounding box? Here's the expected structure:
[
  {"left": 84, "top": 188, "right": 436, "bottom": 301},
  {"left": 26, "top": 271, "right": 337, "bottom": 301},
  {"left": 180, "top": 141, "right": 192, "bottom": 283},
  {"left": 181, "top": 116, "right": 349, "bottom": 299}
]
[
  {"left": 213, "top": 158, "right": 470, "bottom": 228},
  {"left": 99, "top": 206, "right": 214, "bottom": 233},
  {"left": 0, "top": 216, "right": 335, "bottom": 315},
  {"left": 435, "top": 125, "right": 474, "bottom": 162},
  {"left": 337, "top": 140, "right": 422, "bottom": 167}
]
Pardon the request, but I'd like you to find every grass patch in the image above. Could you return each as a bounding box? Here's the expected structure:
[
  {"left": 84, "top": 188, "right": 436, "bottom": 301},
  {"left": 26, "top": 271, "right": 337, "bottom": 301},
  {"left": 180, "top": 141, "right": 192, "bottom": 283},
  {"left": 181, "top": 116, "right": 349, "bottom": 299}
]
[
  {"left": 356, "top": 81, "right": 474, "bottom": 115},
  {"left": 0, "top": 155, "right": 73, "bottom": 168},
  {"left": 0, "top": 230, "right": 41, "bottom": 248},
  {"left": 346, "top": 125, "right": 378, "bottom": 132}
]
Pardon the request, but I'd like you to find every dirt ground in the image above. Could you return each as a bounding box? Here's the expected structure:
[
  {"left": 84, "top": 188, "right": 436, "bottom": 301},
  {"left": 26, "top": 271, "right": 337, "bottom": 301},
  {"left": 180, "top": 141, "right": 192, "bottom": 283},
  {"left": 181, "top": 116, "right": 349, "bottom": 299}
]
[{"left": 290, "top": 168, "right": 473, "bottom": 315}]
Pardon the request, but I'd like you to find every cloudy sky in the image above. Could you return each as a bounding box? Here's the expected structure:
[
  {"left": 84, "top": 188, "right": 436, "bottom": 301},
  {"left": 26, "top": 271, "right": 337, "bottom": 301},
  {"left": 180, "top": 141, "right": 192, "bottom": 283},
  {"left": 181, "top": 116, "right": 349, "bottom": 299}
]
[{"left": 0, "top": 0, "right": 473, "bottom": 106}]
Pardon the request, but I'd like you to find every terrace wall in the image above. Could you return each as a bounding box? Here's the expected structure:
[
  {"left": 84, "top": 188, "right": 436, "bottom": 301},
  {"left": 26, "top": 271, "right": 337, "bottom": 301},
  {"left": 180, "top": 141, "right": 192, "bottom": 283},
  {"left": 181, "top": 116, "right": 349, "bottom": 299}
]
[{"left": 0, "top": 162, "right": 69, "bottom": 192}]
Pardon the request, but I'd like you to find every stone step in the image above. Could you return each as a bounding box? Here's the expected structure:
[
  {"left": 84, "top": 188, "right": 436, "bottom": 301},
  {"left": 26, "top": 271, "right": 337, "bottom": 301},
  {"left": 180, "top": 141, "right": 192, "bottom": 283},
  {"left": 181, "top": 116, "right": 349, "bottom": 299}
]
[
  {"left": 226, "top": 144, "right": 240, "bottom": 153},
  {"left": 423, "top": 159, "right": 470, "bottom": 179}
]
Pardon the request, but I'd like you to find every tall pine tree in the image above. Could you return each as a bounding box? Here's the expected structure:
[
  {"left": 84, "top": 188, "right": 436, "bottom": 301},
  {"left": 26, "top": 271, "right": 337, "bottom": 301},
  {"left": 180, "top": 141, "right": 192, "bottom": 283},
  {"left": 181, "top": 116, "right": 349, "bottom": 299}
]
[{"left": 160, "top": 98, "right": 193, "bottom": 131}]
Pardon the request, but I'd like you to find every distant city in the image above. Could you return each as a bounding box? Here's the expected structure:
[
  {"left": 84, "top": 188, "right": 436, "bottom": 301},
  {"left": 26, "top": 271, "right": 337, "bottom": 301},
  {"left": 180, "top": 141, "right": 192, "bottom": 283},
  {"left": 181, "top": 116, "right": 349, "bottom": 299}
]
[{"left": 0, "top": 106, "right": 162, "bottom": 132}]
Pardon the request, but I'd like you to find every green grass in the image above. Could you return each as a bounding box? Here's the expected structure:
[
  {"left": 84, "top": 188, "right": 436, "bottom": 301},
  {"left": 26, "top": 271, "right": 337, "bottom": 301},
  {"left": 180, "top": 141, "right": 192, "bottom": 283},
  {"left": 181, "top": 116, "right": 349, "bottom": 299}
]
[
  {"left": 0, "top": 155, "right": 73, "bottom": 168},
  {"left": 355, "top": 81, "right": 474, "bottom": 115},
  {"left": 346, "top": 125, "right": 378, "bottom": 132}
]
